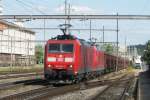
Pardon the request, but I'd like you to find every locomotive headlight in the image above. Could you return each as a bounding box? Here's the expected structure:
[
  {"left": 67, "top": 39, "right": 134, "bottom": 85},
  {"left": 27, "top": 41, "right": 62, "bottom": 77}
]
[
  {"left": 47, "top": 57, "right": 56, "bottom": 62},
  {"left": 48, "top": 64, "right": 52, "bottom": 68},
  {"left": 69, "top": 65, "right": 73, "bottom": 68},
  {"left": 65, "top": 58, "right": 73, "bottom": 62}
]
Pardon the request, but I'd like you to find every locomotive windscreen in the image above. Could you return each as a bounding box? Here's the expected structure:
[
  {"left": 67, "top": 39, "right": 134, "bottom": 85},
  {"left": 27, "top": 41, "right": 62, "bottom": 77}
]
[
  {"left": 48, "top": 44, "right": 73, "bottom": 53},
  {"left": 62, "top": 44, "right": 73, "bottom": 53}
]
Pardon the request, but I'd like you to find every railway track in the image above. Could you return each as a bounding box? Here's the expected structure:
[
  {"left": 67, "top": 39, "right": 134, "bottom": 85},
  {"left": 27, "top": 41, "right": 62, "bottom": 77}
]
[
  {"left": 91, "top": 74, "right": 134, "bottom": 100},
  {"left": 0, "top": 79, "right": 48, "bottom": 91},
  {"left": 0, "top": 72, "right": 43, "bottom": 80},
  {"left": 0, "top": 73, "right": 129, "bottom": 100}
]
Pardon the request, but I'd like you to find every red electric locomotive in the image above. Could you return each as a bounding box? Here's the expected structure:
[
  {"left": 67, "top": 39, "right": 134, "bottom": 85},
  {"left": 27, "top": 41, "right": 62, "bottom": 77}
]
[
  {"left": 44, "top": 26, "right": 129, "bottom": 84},
  {"left": 44, "top": 34, "right": 105, "bottom": 84}
]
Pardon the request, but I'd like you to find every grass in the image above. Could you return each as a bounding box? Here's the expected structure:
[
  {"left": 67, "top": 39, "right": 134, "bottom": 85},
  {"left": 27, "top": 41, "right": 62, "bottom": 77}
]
[
  {"left": 0, "top": 64, "right": 44, "bottom": 74},
  {"left": 126, "top": 65, "right": 142, "bottom": 74},
  {"left": 127, "top": 66, "right": 134, "bottom": 71}
]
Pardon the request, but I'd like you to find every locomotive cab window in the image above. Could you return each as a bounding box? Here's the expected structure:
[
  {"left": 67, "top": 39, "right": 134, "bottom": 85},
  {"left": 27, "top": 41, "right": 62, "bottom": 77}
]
[
  {"left": 62, "top": 44, "right": 73, "bottom": 53},
  {"left": 48, "top": 44, "right": 60, "bottom": 53},
  {"left": 48, "top": 44, "right": 73, "bottom": 53}
]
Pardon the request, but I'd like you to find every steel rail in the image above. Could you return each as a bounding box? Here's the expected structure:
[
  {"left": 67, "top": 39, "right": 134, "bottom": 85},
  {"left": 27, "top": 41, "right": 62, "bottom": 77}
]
[
  {"left": 0, "top": 72, "right": 43, "bottom": 80},
  {"left": 0, "top": 74, "right": 126, "bottom": 100},
  {"left": 0, "top": 79, "right": 47, "bottom": 91},
  {"left": 0, "top": 70, "right": 127, "bottom": 100},
  {"left": 119, "top": 77, "right": 135, "bottom": 100},
  {"left": 91, "top": 74, "right": 127, "bottom": 100},
  {"left": 30, "top": 74, "right": 129, "bottom": 100},
  {"left": 92, "top": 75, "right": 134, "bottom": 100}
]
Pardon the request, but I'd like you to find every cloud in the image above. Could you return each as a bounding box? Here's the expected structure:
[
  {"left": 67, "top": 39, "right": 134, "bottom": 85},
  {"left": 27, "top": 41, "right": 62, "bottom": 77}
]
[
  {"left": 32, "top": 5, "right": 49, "bottom": 13},
  {"left": 55, "top": 5, "right": 97, "bottom": 14}
]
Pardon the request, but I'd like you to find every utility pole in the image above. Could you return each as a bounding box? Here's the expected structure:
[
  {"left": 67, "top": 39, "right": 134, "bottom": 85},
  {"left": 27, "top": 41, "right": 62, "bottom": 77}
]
[
  {"left": 116, "top": 13, "right": 119, "bottom": 72},
  {"left": 43, "top": 19, "right": 46, "bottom": 65},
  {"left": 90, "top": 19, "right": 92, "bottom": 42},
  {"left": 27, "top": 39, "right": 29, "bottom": 66},
  {"left": 103, "top": 26, "right": 105, "bottom": 44},
  {"left": 44, "top": 19, "right": 46, "bottom": 43},
  {"left": 124, "top": 36, "right": 127, "bottom": 68},
  {"left": 63, "top": 0, "right": 71, "bottom": 35},
  {"left": 10, "top": 37, "right": 13, "bottom": 68},
  {"left": 65, "top": 0, "right": 67, "bottom": 24},
  {"left": 68, "top": 4, "right": 71, "bottom": 34}
]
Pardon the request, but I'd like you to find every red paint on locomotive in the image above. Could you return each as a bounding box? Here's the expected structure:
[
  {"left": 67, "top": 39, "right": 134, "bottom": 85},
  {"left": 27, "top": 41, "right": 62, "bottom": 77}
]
[{"left": 44, "top": 35, "right": 129, "bottom": 84}]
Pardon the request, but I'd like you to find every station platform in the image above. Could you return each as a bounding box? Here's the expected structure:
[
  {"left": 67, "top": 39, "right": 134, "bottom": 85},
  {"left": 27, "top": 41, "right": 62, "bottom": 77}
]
[{"left": 138, "top": 70, "right": 150, "bottom": 100}]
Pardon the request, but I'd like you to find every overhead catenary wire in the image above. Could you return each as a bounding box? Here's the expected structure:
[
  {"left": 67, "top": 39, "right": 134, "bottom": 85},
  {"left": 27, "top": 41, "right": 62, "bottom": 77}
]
[
  {"left": 15, "top": 0, "right": 46, "bottom": 15},
  {"left": 15, "top": 0, "right": 35, "bottom": 14}
]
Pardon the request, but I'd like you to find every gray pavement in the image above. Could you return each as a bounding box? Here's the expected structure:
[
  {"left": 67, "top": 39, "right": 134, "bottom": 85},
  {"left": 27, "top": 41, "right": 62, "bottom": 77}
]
[{"left": 138, "top": 69, "right": 150, "bottom": 100}]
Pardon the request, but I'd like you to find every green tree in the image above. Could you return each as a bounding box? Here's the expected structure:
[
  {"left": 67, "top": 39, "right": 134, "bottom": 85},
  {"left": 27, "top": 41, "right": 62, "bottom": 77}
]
[
  {"left": 141, "top": 40, "right": 150, "bottom": 66},
  {"left": 35, "top": 45, "right": 44, "bottom": 64},
  {"left": 103, "top": 44, "right": 114, "bottom": 54}
]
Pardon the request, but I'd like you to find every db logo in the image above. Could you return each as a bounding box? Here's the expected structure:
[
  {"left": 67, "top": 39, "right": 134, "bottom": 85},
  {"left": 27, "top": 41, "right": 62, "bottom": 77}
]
[{"left": 57, "top": 58, "right": 64, "bottom": 62}]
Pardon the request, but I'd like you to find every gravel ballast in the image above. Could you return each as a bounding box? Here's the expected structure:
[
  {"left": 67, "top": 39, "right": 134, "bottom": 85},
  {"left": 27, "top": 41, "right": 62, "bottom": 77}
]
[{"left": 50, "top": 85, "right": 108, "bottom": 100}]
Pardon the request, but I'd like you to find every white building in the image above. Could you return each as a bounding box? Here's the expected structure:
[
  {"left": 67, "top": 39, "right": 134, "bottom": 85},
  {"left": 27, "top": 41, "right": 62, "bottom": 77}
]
[{"left": 0, "top": 20, "right": 35, "bottom": 66}]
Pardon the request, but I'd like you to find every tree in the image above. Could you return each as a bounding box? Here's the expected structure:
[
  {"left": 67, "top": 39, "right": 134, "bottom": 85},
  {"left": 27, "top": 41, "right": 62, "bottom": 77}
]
[
  {"left": 103, "top": 44, "right": 114, "bottom": 54},
  {"left": 35, "top": 45, "right": 44, "bottom": 64},
  {"left": 141, "top": 40, "right": 150, "bottom": 66}
]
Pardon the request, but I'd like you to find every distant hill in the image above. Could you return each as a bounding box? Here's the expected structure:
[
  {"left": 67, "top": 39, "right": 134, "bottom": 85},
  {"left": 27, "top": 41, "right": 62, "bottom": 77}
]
[{"left": 136, "top": 45, "right": 146, "bottom": 55}]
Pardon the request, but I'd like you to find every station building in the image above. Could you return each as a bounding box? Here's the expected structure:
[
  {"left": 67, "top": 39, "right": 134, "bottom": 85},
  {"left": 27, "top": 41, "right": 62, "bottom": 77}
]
[{"left": 0, "top": 20, "right": 35, "bottom": 67}]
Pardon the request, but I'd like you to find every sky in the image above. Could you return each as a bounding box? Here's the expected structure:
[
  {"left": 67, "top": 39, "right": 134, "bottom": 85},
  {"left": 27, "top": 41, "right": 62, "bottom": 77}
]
[{"left": 2, "top": 0, "right": 150, "bottom": 45}]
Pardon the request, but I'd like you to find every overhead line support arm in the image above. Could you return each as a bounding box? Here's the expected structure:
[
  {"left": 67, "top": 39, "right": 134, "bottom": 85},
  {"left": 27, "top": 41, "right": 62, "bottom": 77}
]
[{"left": 1, "top": 15, "right": 150, "bottom": 20}]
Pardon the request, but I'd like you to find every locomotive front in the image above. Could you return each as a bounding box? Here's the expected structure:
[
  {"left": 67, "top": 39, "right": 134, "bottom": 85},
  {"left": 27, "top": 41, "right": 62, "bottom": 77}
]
[{"left": 44, "top": 39, "right": 79, "bottom": 84}]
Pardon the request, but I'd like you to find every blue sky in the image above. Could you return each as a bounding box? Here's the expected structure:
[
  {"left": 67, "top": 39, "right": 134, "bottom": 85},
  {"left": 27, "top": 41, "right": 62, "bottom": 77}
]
[{"left": 2, "top": 0, "right": 150, "bottom": 45}]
